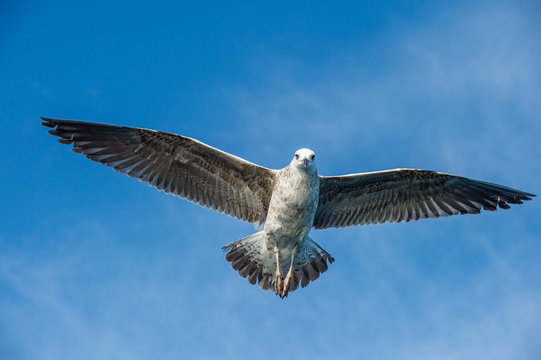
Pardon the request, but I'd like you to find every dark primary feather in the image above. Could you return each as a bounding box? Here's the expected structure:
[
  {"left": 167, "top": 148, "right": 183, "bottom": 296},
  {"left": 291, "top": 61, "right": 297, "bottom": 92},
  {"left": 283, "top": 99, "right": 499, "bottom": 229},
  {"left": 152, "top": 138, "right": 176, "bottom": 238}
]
[
  {"left": 41, "top": 117, "right": 276, "bottom": 223},
  {"left": 314, "top": 168, "right": 535, "bottom": 229}
]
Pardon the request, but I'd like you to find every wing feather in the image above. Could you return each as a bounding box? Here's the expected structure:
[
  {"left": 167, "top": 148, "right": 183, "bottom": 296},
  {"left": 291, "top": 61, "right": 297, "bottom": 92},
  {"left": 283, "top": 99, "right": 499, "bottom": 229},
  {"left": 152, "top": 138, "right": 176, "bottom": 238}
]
[
  {"left": 314, "top": 168, "right": 534, "bottom": 229},
  {"left": 42, "top": 117, "right": 275, "bottom": 223}
]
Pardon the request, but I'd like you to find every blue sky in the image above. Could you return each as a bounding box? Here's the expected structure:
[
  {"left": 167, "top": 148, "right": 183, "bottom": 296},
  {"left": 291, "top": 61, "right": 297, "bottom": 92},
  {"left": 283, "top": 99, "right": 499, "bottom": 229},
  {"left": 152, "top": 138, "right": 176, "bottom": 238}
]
[{"left": 1, "top": 1, "right": 541, "bottom": 359}]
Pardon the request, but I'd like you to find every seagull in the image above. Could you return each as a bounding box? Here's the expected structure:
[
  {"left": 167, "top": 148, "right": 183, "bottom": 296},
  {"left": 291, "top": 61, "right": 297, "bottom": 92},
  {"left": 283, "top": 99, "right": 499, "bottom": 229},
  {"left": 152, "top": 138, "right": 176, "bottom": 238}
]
[{"left": 41, "top": 117, "right": 535, "bottom": 298}]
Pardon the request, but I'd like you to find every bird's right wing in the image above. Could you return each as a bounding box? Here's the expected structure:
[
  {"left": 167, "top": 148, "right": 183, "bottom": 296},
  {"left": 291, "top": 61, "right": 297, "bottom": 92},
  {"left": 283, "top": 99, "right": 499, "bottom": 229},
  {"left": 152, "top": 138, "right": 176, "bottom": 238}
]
[
  {"left": 42, "top": 117, "right": 276, "bottom": 224},
  {"left": 314, "top": 168, "right": 534, "bottom": 229}
]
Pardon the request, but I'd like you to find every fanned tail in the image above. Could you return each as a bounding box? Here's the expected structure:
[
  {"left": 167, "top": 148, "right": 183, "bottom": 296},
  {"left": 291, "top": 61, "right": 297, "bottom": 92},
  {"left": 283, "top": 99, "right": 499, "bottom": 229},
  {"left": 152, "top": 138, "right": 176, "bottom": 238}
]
[
  {"left": 222, "top": 232, "right": 334, "bottom": 297},
  {"left": 285, "top": 237, "right": 335, "bottom": 294},
  {"left": 222, "top": 231, "right": 275, "bottom": 289}
]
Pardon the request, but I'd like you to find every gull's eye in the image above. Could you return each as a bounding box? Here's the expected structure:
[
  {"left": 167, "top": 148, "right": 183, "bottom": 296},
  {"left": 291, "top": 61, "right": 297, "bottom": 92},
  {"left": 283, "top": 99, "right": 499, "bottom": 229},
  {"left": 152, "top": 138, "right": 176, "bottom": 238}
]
[
  {"left": 295, "top": 154, "right": 299, "bottom": 159},
  {"left": 311, "top": 154, "right": 315, "bottom": 160}
]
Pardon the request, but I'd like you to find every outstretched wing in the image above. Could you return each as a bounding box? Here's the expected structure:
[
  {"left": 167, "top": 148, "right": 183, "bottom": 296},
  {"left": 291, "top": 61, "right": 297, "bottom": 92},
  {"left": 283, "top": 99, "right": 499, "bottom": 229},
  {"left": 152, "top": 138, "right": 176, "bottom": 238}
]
[
  {"left": 314, "top": 168, "right": 534, "bottom": 229},
  {"left": 42, "top": 117, "right": 275, "bottom": 223}
]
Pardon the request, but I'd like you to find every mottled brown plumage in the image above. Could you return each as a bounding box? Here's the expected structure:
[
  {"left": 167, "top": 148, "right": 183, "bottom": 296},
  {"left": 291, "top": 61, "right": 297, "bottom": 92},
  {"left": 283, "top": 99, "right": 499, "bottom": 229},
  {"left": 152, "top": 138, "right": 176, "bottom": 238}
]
[
  {"left": 42, "top": 117, "right": 275, "bottom": 224},
  {"left": 42, "top": 117, "right": 535, "bottom": 298},
  {"left": 315, "top": 169, "right": 534, "bottom": 229}
]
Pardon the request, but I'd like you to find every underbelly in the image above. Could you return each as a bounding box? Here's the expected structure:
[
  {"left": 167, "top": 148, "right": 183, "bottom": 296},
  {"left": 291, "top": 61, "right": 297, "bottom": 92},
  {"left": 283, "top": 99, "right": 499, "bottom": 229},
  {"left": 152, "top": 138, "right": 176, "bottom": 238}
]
[
  {"left": 264, "top": 199, "right": 316, "bottom": 249},
  {"left": 263, "top": 168, "right": 319, "bottom": 250}
]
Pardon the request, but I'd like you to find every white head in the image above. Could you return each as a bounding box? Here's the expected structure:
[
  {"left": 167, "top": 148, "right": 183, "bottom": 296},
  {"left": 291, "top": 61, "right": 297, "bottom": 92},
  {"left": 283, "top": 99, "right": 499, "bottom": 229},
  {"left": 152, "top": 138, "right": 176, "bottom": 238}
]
[{"left": 291, "top": 148, "right": 317, "bottom": 172}]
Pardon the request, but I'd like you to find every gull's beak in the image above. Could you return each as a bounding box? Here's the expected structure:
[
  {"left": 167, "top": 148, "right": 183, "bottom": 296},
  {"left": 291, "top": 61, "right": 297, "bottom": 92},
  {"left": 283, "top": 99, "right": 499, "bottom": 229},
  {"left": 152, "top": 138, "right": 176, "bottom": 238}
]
[{"left": 302, "top": 158, "right": 308, "bottom": 166}]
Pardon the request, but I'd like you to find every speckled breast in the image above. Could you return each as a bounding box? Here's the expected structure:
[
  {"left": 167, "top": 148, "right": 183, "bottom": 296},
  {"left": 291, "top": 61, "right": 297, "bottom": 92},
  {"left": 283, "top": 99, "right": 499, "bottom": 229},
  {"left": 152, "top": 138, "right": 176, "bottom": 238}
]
[{"left": 264, "top": 168, "right": 320, "bottom": 249}]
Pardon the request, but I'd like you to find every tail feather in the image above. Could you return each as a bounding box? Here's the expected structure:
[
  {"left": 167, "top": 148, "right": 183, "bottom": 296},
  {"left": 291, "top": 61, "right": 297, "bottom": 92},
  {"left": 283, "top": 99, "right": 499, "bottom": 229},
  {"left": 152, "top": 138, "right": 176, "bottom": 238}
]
[
  {"left": 223, "top": 232, "right": 335, "bottom": 297},
  {"left": 223, "top": 231, "right": 274, "bottom": 287},
  {"left": 286, "top": 237, "right": 334, "bottom": 293}
]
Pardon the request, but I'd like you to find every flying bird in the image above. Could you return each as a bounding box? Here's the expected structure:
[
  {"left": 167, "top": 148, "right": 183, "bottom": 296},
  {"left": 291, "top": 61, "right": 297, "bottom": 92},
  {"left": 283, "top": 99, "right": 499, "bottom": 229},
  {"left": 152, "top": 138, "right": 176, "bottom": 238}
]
[{"left": 41, "top": 117, "right": 535, "bottom": 298}]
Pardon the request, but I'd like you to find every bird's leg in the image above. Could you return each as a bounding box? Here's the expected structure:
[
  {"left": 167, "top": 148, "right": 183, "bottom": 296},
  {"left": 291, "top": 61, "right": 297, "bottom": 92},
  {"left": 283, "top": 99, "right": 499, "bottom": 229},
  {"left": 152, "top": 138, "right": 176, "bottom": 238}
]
[
  {"left": 274, "top": 247, "right": 282, "bottom": 296},
  {"left": 281, "top": 247, "right": 297, "bottom": 298}
]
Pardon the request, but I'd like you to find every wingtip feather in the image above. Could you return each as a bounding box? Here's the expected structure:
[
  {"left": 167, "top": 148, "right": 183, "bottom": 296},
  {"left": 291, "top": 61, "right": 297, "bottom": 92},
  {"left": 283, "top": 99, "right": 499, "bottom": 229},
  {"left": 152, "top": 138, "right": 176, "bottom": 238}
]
[{"left": 41, "top": 120, "right": 56, "bottom": 128}]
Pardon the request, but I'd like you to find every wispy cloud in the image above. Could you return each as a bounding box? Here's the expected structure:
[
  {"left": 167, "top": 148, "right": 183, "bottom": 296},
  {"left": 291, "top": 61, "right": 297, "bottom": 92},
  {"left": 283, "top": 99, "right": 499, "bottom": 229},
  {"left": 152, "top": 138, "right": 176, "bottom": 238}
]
[
  {"left": 2, "top": 1, "right": 540, "bottom": 360},
  {"left": 228, "top": 2, "right": 541, "bottom": 184}
]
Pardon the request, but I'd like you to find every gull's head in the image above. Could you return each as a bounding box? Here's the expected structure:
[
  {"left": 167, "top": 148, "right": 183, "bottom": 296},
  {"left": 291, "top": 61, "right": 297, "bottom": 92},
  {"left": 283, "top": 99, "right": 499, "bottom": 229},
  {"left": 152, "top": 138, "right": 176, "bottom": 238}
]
[{"left": 291, "top": 148, "right": 316, "bottom": 172}]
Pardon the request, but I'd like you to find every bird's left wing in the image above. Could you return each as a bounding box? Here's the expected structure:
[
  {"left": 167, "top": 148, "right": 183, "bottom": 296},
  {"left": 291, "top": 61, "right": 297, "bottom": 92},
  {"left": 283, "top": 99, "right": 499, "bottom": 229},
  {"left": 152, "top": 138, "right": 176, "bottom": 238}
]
[
  {"left": 42, "top": 117, "right": 275, "bottom": 224},
  {"left": 313, "top": 168, "right": 534, "bottom": 229}
]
